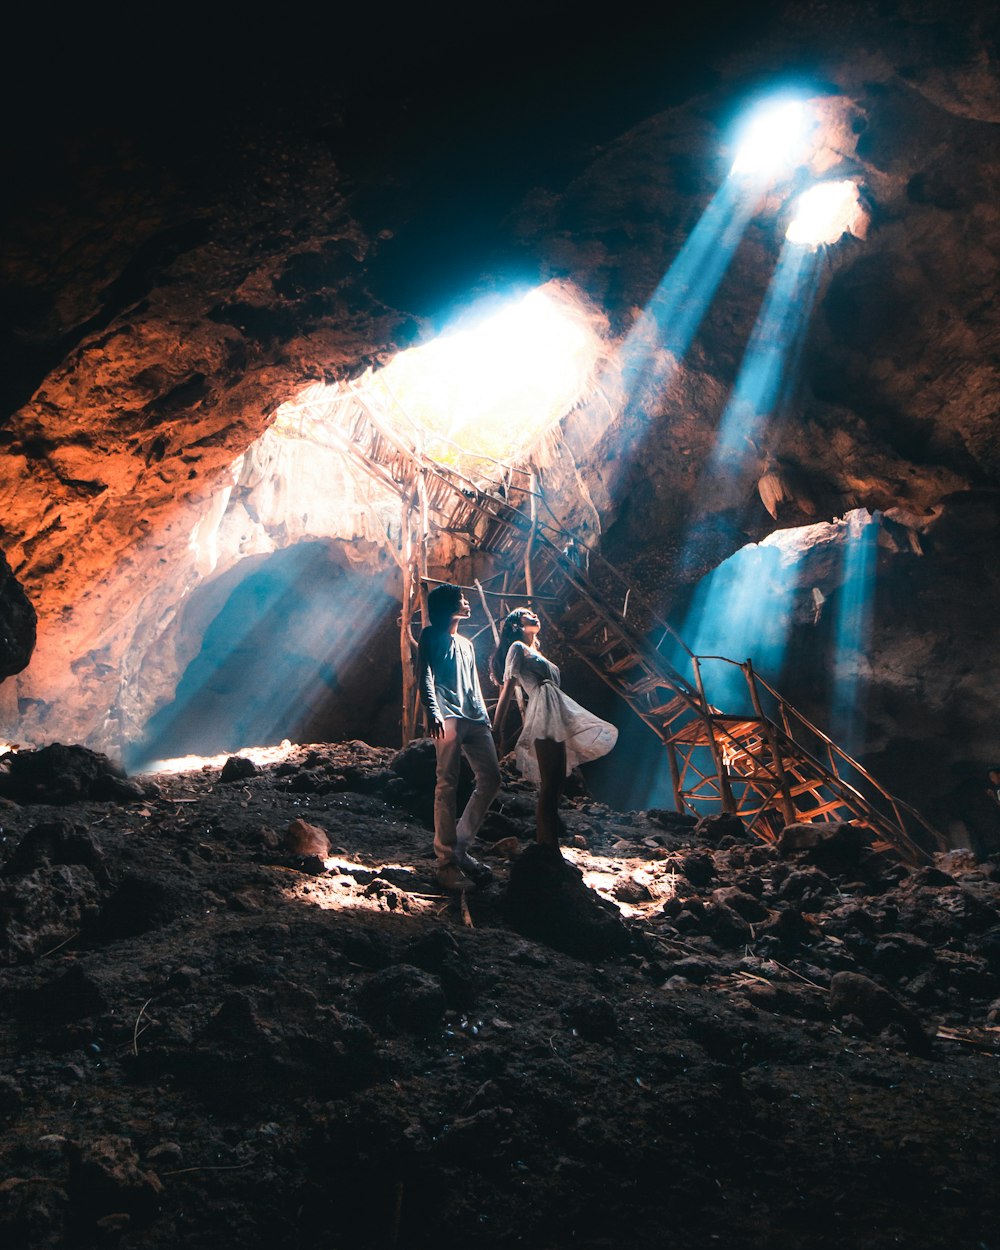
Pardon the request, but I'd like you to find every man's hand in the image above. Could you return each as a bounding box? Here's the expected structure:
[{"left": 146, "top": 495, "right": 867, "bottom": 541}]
[{"left": 430, "top": 716, "right": 445, "bottom": 740}]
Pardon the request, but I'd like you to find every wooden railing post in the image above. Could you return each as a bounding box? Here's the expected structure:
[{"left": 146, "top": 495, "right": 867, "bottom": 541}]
[
  {"left": 667, "top": 743, "right": 685, "bottom": 814},
  {"left": 744, "top": 660, "right": 796, "bottom": 826},
  {"left": 692, "top": 656, "right": 736, "bottom": 814}
]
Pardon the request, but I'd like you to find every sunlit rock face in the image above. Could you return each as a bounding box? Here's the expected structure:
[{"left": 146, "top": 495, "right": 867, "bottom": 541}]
[{"left": 0, "top": 2, "right": 998, "bottom": 836}]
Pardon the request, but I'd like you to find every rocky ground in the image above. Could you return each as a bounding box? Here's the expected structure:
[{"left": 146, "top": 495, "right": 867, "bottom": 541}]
[{"left": 2, "top": 739, "right": 1000, "bottom": 1249}]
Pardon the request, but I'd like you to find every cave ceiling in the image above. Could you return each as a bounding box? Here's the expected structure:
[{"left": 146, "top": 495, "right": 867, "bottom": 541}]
[{"left": 0, "top": 1, "right": 998, "bottom": 775}]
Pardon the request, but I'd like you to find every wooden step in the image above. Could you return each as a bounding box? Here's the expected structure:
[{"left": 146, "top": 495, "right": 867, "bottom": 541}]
[
  {"left": 793, "top": 796, "right": 855, "bottom": 820},
  {"left": 646, "top": 694, "right": 694, "bottom": 718},
  {"left": 604, "top": 652, "right": 644, "bottom": 675}
]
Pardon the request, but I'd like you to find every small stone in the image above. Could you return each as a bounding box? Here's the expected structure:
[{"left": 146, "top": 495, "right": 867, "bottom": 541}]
[
  {"left": 670, "top": 957, "right": 712, "bottom": 983},
  {"left": 220, "top": 756, "right": 258, "bottom": 783},
  {"left": 711, "top": 886, "right": 769, "bottom": 922},
  {"left": 681, "top": 851, "right": 715, "bottom": 887},
  {"left": 146, "top": 1142, "right": 182, "bottom": 1165},
  {"left": 284, "top": 819, "right": 330, "bottom": 858},
  {"left": 613, "top": 876, "right": 653, "bottom": 903},
  {"left": 829, "top": 971, "right": 930, "bottom": 1053}
]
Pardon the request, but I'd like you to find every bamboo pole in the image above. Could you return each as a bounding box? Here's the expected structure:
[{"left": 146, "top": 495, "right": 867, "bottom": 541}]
[
  {"left": 667, "top": 744, "right": 685, "bottom": 814},
  {"left": 692, "top": 656, "right": 735, "bottom": 814},
  {"left": 399, "top": 501, "right": 416, "bottom": 745},
  {"left": 474, "top": 578, "right": 500, "bottom": 644},
  {"left": 744, "top": 660, "right": 796, "bottom": 826},
  {"left": 523, "top": 469, "right": 538, "bottom": 598}
]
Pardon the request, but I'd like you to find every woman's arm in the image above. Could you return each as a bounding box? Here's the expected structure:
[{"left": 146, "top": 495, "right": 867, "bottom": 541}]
[{"left": 492, "top": 678, "right": 515, "bottom": 737}]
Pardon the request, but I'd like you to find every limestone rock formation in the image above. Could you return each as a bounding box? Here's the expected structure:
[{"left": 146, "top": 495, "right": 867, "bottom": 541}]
[{"left": 0, "top": 2, "right": 998, "bottom": 839}]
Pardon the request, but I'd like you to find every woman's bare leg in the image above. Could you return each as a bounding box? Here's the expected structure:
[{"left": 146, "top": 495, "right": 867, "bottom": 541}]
[{"left": 534, "top": 738, "right": 566, "bottom": 846}]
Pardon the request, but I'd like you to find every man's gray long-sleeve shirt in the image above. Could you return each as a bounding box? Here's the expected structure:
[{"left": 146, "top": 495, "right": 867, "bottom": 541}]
[{"left": 417, "top": 626, "right": 489, "bottom": 723}]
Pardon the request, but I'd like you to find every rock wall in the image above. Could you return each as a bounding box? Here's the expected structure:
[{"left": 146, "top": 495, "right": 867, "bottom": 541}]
[{"left": 0, "top": 2, "right": 997, "bottom": 831}]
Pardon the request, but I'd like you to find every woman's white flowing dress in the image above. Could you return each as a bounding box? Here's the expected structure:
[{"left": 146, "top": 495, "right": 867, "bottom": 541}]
[{"left": 503, "top": 641, "right": 618, "bottom": 783}]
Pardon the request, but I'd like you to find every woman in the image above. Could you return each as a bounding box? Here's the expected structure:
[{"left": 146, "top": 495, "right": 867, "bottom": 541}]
[{"left": 491, "top": 607, "right": 617, "bottom": 846}]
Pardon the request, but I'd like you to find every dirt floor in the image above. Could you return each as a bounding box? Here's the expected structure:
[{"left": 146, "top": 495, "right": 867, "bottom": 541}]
[{"left": 2, "top": 739, "right": 1000, "bottom": 1250}]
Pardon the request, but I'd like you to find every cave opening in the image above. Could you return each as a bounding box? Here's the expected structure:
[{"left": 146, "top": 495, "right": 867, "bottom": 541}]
[
  {"left": 131, "top": 283, "right": 605, "bottom": 769},
  {"left": 272, "top": 282, "right": 604, "bottom": 477},
  {"left": 131, "top": 542, "right": 401, "bottom": 771}
]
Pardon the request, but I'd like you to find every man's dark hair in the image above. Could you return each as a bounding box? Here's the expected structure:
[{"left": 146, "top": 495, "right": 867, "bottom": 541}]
[{"left": 427, "top": 583, "right": 464, "bottom": 628}]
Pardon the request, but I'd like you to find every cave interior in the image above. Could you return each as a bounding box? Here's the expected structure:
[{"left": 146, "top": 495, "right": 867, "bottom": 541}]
[
  {"left": 2, "top": 6, "right": 1000, "bottom": 1248},
  {"left": 3, "top": 2, "right": 999, "bottom": 854}
]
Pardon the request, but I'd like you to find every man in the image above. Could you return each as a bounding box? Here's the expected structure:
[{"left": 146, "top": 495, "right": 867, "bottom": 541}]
[{"left": 417, "top": 583, "right": 500, "bottom": 890}]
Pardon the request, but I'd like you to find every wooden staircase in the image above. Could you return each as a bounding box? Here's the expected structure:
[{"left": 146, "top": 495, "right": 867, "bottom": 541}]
[{"left": 281, "top": 385, "right": 942, "bottom": 864}]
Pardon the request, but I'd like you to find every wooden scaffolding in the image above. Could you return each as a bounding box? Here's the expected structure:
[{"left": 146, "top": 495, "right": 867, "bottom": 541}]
[{"left": 279, "top": 385, "right": 943, "bottom": 865}]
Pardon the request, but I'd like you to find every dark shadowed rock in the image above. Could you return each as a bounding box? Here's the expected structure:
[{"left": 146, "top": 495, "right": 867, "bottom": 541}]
[
  {"left": 669, "top": 957, "right": 713, "bottom": 983},
  {"left": 3, "top": 819, "right": 107, "bottom": 882},
  {"left": 872, "top": 932, "right": 935, "bottom": 978},
  {"left": 341, "top": 930, "right": 395, "bottom": 970},
  {"left": 0, "top": 553, "right": 36, "bottom": 681},
  {"left": 711, "top": 886, "right": 769, "bottom": 922},
  {"left": 389, "top": 739, "right": 438, "bottom": 787},
  {"left": 565, "top": 996, "right": 620, "bottom": 1040},
  {"left": 779, "top": 822, "right": 871, "bottom": 874},
  {"left": 755, "top": 906, "right": 816, "bottom": 952},
  {"left": 703, "top": 901, "right": 754, "bottom": 947},
  {"left": 779, "top": 867, "right": 834, "bottom": 904},
  {"left": 779, "top": 822, "right": 846, "bottom": 853},
  {"left": 504, "top": 843, "right": 632, "bottom": 961},
  {"left": 647, "top": 808, "right": 698, "bottom": 832},
  {"left": 694, "top": 814, "right": 748, "bottom": 844},
  {"left": 353, "top": 964, "right": 446, "bottom": 1033},
  {"left": 0, "top": 863, "right": 104, "bottom": 963},
  {"left": 0, "top": 1075, "right": 23, "bottom": 1117},
  {"left": 220, "top": 755, "right": 258, "bottom": 782},
  {"left": 67, "top": 1136, "right": 163, "bottom": 1225},
  {"left": 0, "top": 1176, "right": 67, "bottom": 1250},
  {"left": 23, "top": 964, "right": 108, "bottom": 1025},
  {"left": 681, "top": 851, "right": 715, "bottom": 887},
  {"left": 404, "top": 927, "right": 461, "bottom": 973},
  {"left": 204, "top": 992, "right": 262, "bottom": 1042},
  {"left": 829, "top": 971, "right": 931, "bottom": 1053},
  {"left": 96, "top": 873, "right": 199, "bottom": 939},
  {"left": 0, "top": 745, "right": 142, "bottom": 806}
]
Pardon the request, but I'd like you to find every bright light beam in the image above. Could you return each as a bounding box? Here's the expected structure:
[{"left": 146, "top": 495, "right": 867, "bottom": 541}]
[
  {"left": 615, "top": 177, "right": 762, "bottom": 413},
  {"left": 786, "top": 180, "right": 865, "bottom": 248},
  {"left": 679, "top": 541, "right": 805, "bottom": 710},
  {"left": 129, "top": 545, "right": 394, "bottom": 770},
  {"left": 655, "top": 538, "right": 806, "bottom": 813},
  {"left": 830, "top": 510, "right": 878, "bottom": 757},
  {"left": 730, "top": 97, "right": 815, "bottom": 178},
  {"left": 363, "top": 285, "right": 600, "bottom": 471},
  {"left": 709, "top": 240, "right": 822, "bottom": 472},
  {"left": 612, "top": 96, "right": 818, "bottom": 424}
]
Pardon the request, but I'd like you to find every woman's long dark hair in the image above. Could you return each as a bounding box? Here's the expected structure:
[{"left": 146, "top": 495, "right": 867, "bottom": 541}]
[{"left": 490, "top": 608, "right": 535, "bottom": 687}]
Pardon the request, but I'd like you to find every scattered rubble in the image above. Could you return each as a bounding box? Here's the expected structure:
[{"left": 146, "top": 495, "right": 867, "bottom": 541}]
[{"left": 1, "top": 739, "right": 999, "bottom": 1248}]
